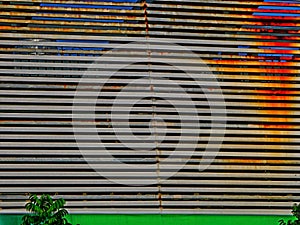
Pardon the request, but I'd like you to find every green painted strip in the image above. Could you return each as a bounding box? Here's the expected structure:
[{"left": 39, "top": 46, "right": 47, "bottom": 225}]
[{"left": 0, "top": 214, "right": 293, "bottom": 225}]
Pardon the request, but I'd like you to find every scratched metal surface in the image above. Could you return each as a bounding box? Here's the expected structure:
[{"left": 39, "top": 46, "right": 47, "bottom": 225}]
[{"left": 0, "top": 0, "right": 299, "bottom": 215}]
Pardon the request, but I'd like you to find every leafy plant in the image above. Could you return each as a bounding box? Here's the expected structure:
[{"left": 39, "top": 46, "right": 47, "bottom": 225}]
[
  {"left": 279, "top": 203, "right": 300, "bottom": 225},
  {"left": 21, "top": 194, "right": 72, "bottom": 225}
]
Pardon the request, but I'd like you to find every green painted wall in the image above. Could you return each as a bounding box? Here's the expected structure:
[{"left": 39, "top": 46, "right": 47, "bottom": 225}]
[{"left": 0, "top": 214, "right": 292, "bottom": 225}]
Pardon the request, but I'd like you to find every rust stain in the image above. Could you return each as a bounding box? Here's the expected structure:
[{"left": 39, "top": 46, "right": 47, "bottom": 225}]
[
  {"left": 1, "top": 18, "right": 145, "bottom": 28},
  {"left": 143, "top": 1, "right": 149, "bottom": 34},
  {"left": 103, "top": 86, "right": 123, "bottom": 90},
  {"left": 2, "top": 0, "right": 298, "bottom": 7},
  {"left": 207, "top": 60, "right": 297, "bottom": 67},
  {"left": 0, "top": 0, "right": 141, "bottom": 6},
  {"left": 0, "top": 11, "right": 144, "bottom": 21},
  {"left": 0, "top": 25, "right": 146, "bottom": 35},
  {"left": 223, "top": 158, "right": 290, "bottom": 165},
  {"left": 4, "top": 4, "right": 142, "bottom": 14}
]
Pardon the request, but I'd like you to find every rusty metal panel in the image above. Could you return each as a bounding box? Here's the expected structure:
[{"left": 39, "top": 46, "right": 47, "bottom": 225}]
[{"left": 0, "top": 0, "right": 300, "bottom": 215}]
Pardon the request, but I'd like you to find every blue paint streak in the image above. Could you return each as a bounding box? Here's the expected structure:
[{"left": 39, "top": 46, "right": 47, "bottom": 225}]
[
  {"left": 259, "top": 47, "right": 299, "bottom": 50},
  {"left": 258, "top": 53, "right": 293, "bottom": 57},
  {"left": 264, "top": 0, "right": 299, "bottom": 3},
  {"left": 38, "top": 0, "right": 139, "bottom": 55},
  {"left": 253, "top": 12, "right": 300, "bottom": 16}
]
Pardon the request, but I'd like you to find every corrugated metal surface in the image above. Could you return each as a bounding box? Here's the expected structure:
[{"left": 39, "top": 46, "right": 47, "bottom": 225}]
[{"left": 0, "top": 0, "right": 300, "bottom": 215}]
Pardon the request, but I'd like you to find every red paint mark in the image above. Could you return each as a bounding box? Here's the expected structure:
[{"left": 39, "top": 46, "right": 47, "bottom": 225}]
[
  {"left": 257, "top": 9, "right": 300, "bottom": 14},
  {"left": 254, "top": 16, "right": 300, "bottom": 20},
  {"left": 257, "top": 42, "right": 295, "bottom": 48},
  {"left": 224, "top": 159, "right": 285, "bottom": 164},
  {"left": 280, "top": 56, "right": 293, "bottom": 60},
  {"left": 282, "top": 36, "right": 300, "bottom": 41},
  {"left": 268, "top": 49, "right": 295, "bottom": 54},
  {"left": 249, "top": 22, "right": 298, "bottom": 27},
  {"left": 256, "top": 90, "right": 294, "bottom": 95}
]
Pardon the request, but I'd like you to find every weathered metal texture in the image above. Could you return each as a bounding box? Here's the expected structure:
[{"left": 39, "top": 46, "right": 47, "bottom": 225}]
[{"left": 0, "top": 0, "right": 300, "bottom": 215}]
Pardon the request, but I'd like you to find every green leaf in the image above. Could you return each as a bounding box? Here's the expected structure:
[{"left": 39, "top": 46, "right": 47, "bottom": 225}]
[
  {"left": 21, "top": 194, "right": 72, "bottom": 225},
  {"left": 279, "top": 219, "right": 287, "bottom": 225}
]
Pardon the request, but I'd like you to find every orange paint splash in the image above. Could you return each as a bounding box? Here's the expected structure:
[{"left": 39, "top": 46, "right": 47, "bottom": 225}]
[
  {"left": 221, "top": 2, "right": 297, "bottom": 165},
  {"left": 252, "top": 5, "right": 295, "bottom": 136}
]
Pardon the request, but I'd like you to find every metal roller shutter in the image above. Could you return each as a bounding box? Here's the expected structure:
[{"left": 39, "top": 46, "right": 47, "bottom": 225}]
[{"left": 0, "top": 0, "right": 299, "bottom": 215}]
